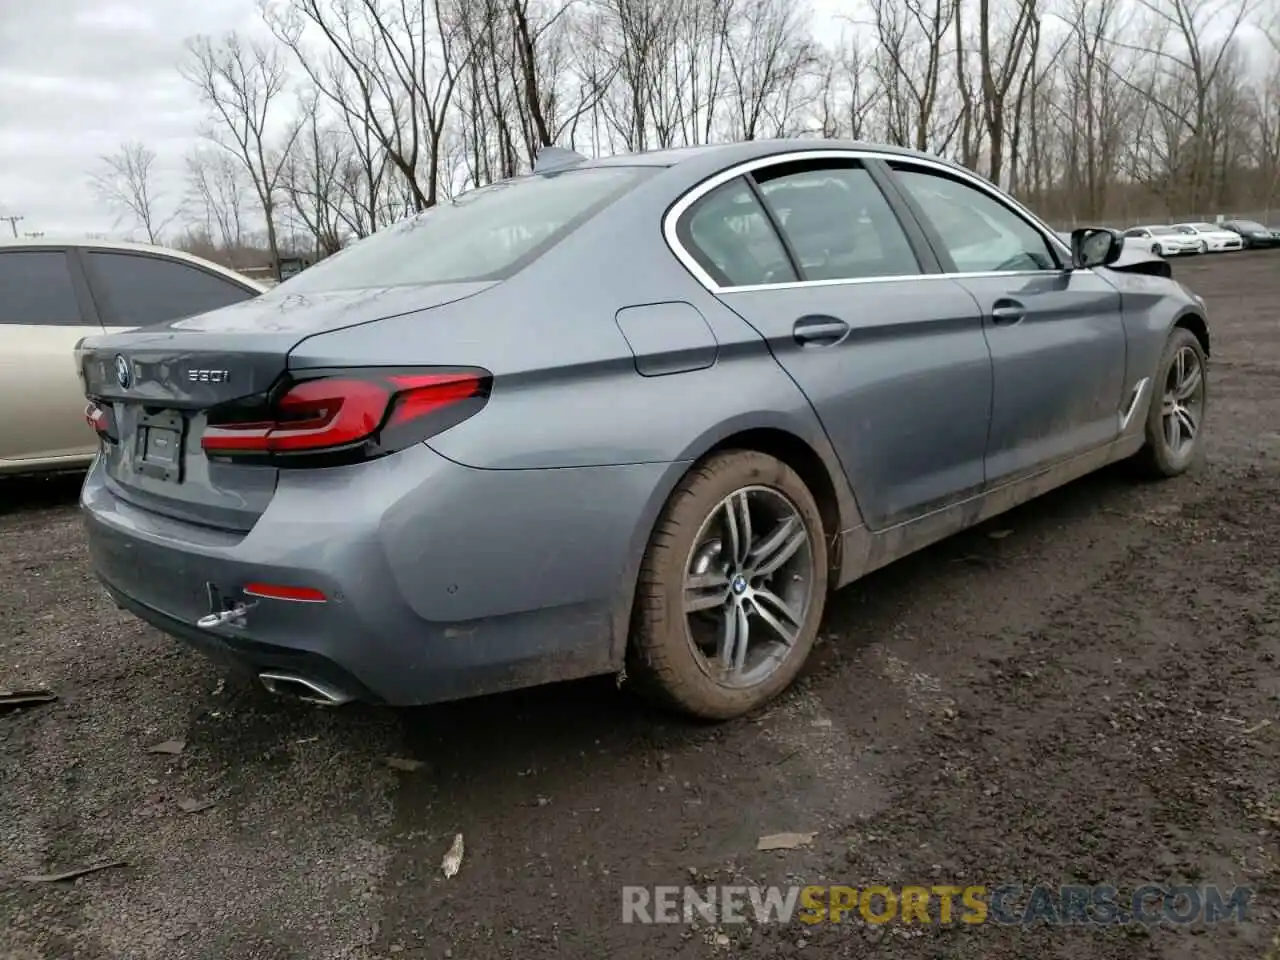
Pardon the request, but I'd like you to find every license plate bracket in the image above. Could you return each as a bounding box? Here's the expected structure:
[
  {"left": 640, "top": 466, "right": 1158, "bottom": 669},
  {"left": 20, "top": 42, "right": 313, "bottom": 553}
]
[{"left": 134, "top": 410, "right": 185, "bottom": 483}]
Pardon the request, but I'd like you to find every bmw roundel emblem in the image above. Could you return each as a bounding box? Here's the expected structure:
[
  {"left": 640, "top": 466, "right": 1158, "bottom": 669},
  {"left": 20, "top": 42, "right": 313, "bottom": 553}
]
[{"left": 114, "top": 354, "right": 132, "bottom": 389}]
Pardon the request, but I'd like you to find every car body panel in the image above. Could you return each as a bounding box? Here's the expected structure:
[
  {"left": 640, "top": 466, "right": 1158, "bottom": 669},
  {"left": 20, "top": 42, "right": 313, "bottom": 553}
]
[
  {"left": 0, "top": 321, "right": 106, "bottom": 465},
  {"left": 75, "top": 138, "right": 1210, "bottom": 707},
  {"left": 950, "top": 269, "right": 1128, "bottom": 484},
  {"left": 712, "top": 279, "right": 991, "bottom": 529}
]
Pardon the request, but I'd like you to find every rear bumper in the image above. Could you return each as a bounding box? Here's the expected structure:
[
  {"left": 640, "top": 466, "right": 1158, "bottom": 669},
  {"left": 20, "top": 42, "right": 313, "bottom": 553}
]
[{"left": 81, "top": 444, "right": 678, "bottom": 706}]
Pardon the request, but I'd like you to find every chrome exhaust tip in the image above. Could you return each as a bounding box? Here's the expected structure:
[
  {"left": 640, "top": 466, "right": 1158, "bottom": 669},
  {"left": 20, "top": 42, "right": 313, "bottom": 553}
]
[{"left": 258, "top": 672, "right": 353, "bottom": 707}]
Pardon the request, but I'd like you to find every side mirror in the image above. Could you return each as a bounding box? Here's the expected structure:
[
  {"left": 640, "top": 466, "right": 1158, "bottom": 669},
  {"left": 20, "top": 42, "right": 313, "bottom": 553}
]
[{"left": 1070, "top": 227, "right": 1124, "bottom": 269}]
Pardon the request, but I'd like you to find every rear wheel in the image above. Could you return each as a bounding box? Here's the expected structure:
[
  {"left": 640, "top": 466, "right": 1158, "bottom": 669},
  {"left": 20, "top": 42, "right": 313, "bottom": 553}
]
[
  {"left": 1133, "top": 327, "right": 1207, "bottom": 478},
  {"left": 628, "top": 451, "right": 828, "bottom": 720}
]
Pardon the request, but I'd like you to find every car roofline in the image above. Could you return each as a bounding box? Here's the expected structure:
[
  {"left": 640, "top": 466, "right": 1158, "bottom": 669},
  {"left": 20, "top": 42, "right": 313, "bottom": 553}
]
[{"left": 0, "top": 236, "right": 268, "bottom": 292}]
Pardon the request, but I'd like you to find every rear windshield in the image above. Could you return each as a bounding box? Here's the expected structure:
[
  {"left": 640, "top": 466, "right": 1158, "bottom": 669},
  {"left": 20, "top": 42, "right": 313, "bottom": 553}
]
[{"left": 275, "top": 165, "right": 655, "bottom": 293}]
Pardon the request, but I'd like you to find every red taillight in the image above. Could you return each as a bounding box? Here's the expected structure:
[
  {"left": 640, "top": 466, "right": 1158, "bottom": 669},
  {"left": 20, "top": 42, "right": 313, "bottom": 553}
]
[
  {"left": 201, "top": 368, "right": 489, "bottom": 460},
  {"left": 85, "top": 402, "right": 109, "bottom": 434},
  {"left": 243, "top": 582, "right": 327, "bottom": 603}
]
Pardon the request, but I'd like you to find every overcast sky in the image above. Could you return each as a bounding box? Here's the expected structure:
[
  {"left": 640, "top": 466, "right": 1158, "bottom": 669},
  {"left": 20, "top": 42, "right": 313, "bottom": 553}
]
[{"left": 0, "top": 0, "right": 271, "bottom": 237}]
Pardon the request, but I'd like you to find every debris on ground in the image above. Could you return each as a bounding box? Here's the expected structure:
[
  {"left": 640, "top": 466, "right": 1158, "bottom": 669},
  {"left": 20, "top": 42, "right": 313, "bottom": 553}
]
[
  {"left": 1243, "top": 719, "right": 1272, "bottom": 735},
  {"left": 385, "top": 756, "right": 426, "bottom": 772},
  {"left": 757, "top": 831, "right": 817, "bottom": 851},
  {"left": 22, "top": 860, "right": 127, "bottom": 883},
  {"left": 175, "top": 797, "right": 216, "bottom": 814},
  {"left": 0, "top": 689, "right": 57, "bottom": 710},
  {"left": 441, "top": 833, "right": 465, "bottom": 878},
  {"left": 147, "top": 739, "right": 185, "bottom": 755},
  {"left": 987, "top": 529, "right": 1013, "bottom": 540}
]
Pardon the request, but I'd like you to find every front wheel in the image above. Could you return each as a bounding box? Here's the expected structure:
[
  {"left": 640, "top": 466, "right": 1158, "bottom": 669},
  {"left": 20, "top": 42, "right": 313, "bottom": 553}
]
[
  {"left": 1199, "top": 240, "right": 1208, "bottom": 254},
  {"left": 1152, "top": 243, "right": 1164, "bottom": 256},
  {"left": 628, "top": 450, "right": 829, "bottom": 720},
  {"left": 1133, "top": 327, "right": 1207, "bottom": 478}
]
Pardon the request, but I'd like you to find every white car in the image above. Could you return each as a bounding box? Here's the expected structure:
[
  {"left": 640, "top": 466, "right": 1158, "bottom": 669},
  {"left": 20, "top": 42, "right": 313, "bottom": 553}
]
[
  {"left": 0, "top": 239, "right": 266, "bottom": 476},
  {"left": 1171, "top": 222, "right": 1244, "bottom": 253},
  {"left": 1121, "top": 225, "right": 1202, "bottom": 257}
]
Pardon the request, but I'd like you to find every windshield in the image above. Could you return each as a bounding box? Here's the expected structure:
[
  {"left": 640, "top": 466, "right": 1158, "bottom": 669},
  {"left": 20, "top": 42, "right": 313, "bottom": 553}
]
[
  {"left": 1190, "top": 223, "right": 1218, "bottom": 231},
  {"left": 1232, "top": 220, "right": 1265, "bottom": 231},
  {"left": 274, "top": 165, "right": 656, "bottom": 293},
  {"left": 1149, "top": 226, "right": 1177, "bottom": 236}
]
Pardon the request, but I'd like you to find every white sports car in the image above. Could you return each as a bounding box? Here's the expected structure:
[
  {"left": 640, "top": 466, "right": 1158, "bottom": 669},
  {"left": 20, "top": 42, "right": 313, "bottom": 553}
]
[
  {"left": 1122, "top": 225, "right": 1202, "bottom": 257},
  {"left": 1171, "top": 222, "right": 1244, "bottom": 253}
]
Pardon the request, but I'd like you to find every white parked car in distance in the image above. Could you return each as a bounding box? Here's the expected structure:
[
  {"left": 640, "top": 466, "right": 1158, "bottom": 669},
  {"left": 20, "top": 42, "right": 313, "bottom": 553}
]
[
  {"left": 1122, "top": 225, "right": 1202, "bottom": 257},
  {"left": 1171, "top": 222, "right": 1244, "bottom": 253}
]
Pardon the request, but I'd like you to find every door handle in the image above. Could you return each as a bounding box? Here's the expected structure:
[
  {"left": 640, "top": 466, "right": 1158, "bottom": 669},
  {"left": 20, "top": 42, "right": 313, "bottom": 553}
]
[
  {"left": 990, "top": 299, "right": 1025, "bottom": 325},
  {"left": 793, "top": 315, "right": 850, "bottom": 346}
]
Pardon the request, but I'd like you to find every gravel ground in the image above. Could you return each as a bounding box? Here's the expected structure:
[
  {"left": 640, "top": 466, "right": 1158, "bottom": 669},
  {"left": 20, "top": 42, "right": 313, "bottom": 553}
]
[{"left": 2, "top": 252, "right": 1278, "bottom": 960}]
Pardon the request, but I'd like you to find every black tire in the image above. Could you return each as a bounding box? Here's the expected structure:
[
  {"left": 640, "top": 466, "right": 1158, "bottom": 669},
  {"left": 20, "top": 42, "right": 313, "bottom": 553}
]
[
  {"left": 1152, "top": 243, "right": 1163, "bottom": 257},
  {"left": 1199, "top": 240, "right": 1208, "bottom": 255},
  {"left": 1133, "top": 327, "right": 1207, "bottom": 479},
  {"left": 627, "top": 450, "right": 829, "bottom": 720}
]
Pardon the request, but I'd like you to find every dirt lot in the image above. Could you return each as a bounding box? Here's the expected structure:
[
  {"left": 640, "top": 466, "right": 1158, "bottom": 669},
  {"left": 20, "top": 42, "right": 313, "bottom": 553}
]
[{"left": 2, "top": 252, "right": 1279, "bottom": 960}]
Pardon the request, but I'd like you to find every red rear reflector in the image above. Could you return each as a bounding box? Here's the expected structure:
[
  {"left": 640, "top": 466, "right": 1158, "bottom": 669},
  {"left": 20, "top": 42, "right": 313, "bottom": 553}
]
[
  {"left": 85, "top": 402, "right": 108, "bottom": 433},
  {"left": 243, "top": 582, "right": 327, "bottom": 603},
  {"left": 201, "top": 370, "right": 488, "bottom": 456}
]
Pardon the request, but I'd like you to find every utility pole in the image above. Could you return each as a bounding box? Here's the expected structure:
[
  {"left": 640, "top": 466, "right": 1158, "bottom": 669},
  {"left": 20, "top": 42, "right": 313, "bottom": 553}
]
[{"left": 0, "top": 215, "right": 23, "bottom": 237}]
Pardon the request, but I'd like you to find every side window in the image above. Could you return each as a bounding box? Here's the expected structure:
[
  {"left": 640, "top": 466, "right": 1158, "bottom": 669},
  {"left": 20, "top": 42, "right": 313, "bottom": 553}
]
[
  {"left": 755, "top": 162, "right": 920, "bottom": 281},
  {"left": 0, "top": 250, "right": 83, "bottom": 326},
  {"left": 678, "top": 177, "right": 797, "bottom": 287},
  {"left": 85, "top": 251, "right": 256, "bottom": 327},
  {"left": 891, "top": 166, "right": 1059, "bottom": 273}
]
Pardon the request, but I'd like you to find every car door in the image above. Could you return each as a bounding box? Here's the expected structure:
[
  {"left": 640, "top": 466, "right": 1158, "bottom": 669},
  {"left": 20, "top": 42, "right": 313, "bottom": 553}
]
[
  {"left": 881, "top": 159, "right": 1128, "bottom": 486},
  {"left": 0, "top": 247, "right": 105, "bottom": 465},
  {"left": 671, "top": 154, "right": 993, "bottom": 530},
  {"left": 79, "top": 248, "right": 259, "bottom": 334}
]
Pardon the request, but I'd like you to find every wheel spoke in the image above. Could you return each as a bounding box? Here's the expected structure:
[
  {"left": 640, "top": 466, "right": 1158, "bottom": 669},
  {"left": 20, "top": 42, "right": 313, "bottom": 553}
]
[
  {"left": 1173, "top": 347, "right": 1186, "bottom": 387},
  {"left": 1164, "top": 407, "right": 1181, "bottom": 449},
  {"left": 1176, "top": 362, "right": 1202, "bottom": 401},
  {"left": 722, "top": 492, "right": 752, "bottom": 568},
  {"left": 748, "top": 516, "right": 806, "bottom": 578},
  {"left": 752, "top": 587, "right": 802, "bottom": 646},
  {"left": 716, "top": 601, "right": 751, "bottom": 677},
  {"left": 684, "top": 570, "right": 728, "bottom": 613},
  {"left": 1175, "top": 406, "right": 1197, "bottom": 440}
]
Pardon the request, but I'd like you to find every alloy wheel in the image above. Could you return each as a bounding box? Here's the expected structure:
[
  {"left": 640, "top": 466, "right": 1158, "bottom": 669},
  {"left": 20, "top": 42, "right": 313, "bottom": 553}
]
[
  {"left": 1161, "top": 344, "right": 1204, "bottom": 459},
  {"left": 682, "top": 485, "right": 816, "bottom": 689}
]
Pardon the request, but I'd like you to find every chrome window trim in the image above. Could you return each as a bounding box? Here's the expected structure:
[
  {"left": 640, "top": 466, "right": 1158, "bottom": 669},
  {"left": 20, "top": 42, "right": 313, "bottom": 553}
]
[{"left": 662, "top": 148, "right": 1081, "bottom": 294}]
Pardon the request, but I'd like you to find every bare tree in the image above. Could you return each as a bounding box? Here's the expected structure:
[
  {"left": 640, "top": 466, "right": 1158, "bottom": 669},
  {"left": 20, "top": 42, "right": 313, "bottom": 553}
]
[
  {"left": 185, "top": 147, "right": 249, "bottom": 258},
  {"left": 871, "top": 0, "right": 959, "bottom": 152},
  {"left": 181, "top": 31, "right": 303, "bottom": 269},
  {"left": 88, "top": 142, "right": 175, "bottom": 243}
]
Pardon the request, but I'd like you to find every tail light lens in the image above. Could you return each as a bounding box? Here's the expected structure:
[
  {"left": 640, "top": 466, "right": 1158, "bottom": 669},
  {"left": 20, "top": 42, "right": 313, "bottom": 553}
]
[
  {"left": 85, "top": 401, "right": 116, "bottom": 441},
  {"left": 202, "top": 367, "right": 491, "bottom": 464}
]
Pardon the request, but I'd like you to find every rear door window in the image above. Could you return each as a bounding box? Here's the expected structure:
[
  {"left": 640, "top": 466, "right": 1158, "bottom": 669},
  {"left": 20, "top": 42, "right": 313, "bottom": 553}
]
[
  {"left": 84, "top": 251, "right": 257, "bottom": 327},
  {"left": 754, "top": 162, "right": 921, "bottom": 280},
  {"left": 677, "top": 177, "right": 798, "bottom": 287},
  {"left": 0, "top": 250, "right": 83, "bottom": 326}
]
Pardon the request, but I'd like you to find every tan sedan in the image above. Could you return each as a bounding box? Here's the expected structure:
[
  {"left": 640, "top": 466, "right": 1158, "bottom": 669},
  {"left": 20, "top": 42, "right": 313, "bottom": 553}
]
[{"left": 0, "top": 239, "right": 265, "bottom": 476}]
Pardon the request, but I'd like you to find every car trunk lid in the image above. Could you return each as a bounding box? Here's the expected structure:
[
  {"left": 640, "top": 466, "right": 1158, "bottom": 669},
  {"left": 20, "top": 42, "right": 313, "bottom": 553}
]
[{"left": 78, "top": 282, "right": 494, "bottom": 531}]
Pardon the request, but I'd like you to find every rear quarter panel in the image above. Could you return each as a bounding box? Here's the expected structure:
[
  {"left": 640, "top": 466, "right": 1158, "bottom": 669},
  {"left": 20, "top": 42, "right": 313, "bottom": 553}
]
[{"left": 289, "top": 171, "right": 838, "bottom": 473}]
